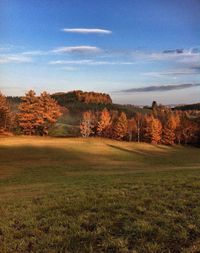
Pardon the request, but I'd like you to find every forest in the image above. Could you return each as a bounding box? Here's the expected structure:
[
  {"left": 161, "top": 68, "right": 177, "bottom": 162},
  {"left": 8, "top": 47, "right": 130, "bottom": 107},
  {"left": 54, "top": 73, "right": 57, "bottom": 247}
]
[{"left": 1, "top": 90, "right": 200, "bottom": 145}]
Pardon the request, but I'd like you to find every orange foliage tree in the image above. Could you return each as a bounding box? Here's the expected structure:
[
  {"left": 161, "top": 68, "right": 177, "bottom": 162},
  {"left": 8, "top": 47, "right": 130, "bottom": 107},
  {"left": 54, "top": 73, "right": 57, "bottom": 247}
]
[
  {"left": 127, "top": 118, "right": 137, "bottom": 141},
  {"left": 17, "top": 90, "right": 39, "bottom": 135},
  {"left": 0, "top": 92, "right": 12, "bottom": 133},
  {"left": 97, "top": 108, "right": 111, "bottom": 137},
  {"left": 162, "top": 114, "right": 176, "bottom": 145},
  {"left": 37, "top": 92, "right": 62, "bottom": 135},
  {"left": 18, "top": 90, "right": 61, "bottom": 135},
  {"left": 113, "top": 112, "right": 128, "bottom": 140},
  {"left": 178, "top": 113, "right": 199, "bottom": 144},
  {"left": 80, "top": 111, "right": 95, "bottom": 137},
  {"left": 144, "top": 115, "right": 162, "bottom": 144},
  {"left": 134, "top": 113, "right": 144, "bottom": 142}
]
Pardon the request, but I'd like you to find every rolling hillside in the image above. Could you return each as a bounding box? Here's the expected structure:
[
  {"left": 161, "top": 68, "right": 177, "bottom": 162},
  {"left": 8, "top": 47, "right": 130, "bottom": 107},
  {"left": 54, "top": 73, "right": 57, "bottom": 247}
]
[{"left": 0, "top": 137, "right": 200, "bottom": 252}]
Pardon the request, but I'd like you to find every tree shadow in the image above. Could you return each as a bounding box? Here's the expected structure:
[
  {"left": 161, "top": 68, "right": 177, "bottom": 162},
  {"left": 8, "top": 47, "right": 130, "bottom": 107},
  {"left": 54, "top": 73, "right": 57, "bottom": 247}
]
[{"left": 107, "top": 144, "right": 156, "bottom": 157}]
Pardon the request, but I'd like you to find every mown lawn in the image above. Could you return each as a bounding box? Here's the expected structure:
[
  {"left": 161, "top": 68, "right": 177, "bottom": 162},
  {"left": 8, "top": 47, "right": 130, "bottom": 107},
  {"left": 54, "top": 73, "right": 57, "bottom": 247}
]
[{"left": 0, "top": 136, "right": 200, "bottom": 253}]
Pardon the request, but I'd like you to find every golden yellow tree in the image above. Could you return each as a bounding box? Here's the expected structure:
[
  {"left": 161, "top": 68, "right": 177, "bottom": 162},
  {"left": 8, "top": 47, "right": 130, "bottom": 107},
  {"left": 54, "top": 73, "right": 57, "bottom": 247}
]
[
  {"left": 113, "top": 112, "right": 128, "bottom": 140},
  {"left": 145, "top": 116, "right": 162, "bottom": 144},
  {"left": 162, "top": 114, "right": 176, "bottom": 145},
  {"left": 97, "top": 108, "right": 111, "bottom": 137}
]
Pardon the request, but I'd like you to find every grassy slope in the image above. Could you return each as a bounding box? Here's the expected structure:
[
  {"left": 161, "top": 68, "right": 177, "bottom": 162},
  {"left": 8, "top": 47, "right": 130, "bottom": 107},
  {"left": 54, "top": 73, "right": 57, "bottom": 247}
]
[{"left": 0, "top": 137, "right": 200, "bottom": 253}]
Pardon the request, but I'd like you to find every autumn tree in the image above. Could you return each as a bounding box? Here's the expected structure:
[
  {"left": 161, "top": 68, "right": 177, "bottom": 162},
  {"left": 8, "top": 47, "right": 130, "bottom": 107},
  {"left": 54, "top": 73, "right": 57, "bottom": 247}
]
[
  {"left": 162, "top": 114, "right": 176, "bottom": 145},
  {"left": 174, "top": 112, "right": 181, "bottom": 144},
  {"left": 178, "top": 113, "right": 199, "bottom": 144},
  {"left": 0, "top": 92, "right": 12, "bottom": 133},
  {"left": 17, "top": 90, "right": 39, "bottom": 135},
  {"left": 36, "top": 92, "right": 62, "bottom": 135},
  {"left": 113, "top": 112, "right": 128, "bottom": 140},
  {"left": 18, "top": 90, "right": 61, "bottom": 135},
  {"left": 134, "top": 113, "right": 144, "bottom": 142},
  {"left": 127, "top": 118, "right": 137, "bottom": 141},
  {"left": 150, "top": 117, "right": 162, "bottom": 144},
  {"left": 144, "top": 115, "right": 162, "bottom": 144},
  {"left": 80, "top": 111, "right": 95, "bottom": 137},
  {"left": 97, "top": 108, "right": 111, "bottom": 137},
  {"left": 104, "top": 110, "right": 118, "bottom": 139}
]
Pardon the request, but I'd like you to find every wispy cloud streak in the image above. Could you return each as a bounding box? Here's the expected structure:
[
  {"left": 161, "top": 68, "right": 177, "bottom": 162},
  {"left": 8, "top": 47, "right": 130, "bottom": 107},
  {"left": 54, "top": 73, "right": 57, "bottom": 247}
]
[
  {"left": 22, "top": 50, "right": 50, "bottom": 56},
  {"left": 53, "top": 46, "right": 102, "bottom": 54},
  {"left": 142, "top": 68, "right": 200, "bottom": 77},
  {"left": 121, "top": 83, "right": 200, "bottom": 93},
  {"left": 132, "top": 49, "right": 200, "bottom": 62},
  {"left": 61, "top": 28, "right": 112, "bottom": 34},
  {"left": 0, "top": 54, "right": 32, "bottom": 64},
  {"left": 49, "top": 59, "right": 134, "bottom": 65}
]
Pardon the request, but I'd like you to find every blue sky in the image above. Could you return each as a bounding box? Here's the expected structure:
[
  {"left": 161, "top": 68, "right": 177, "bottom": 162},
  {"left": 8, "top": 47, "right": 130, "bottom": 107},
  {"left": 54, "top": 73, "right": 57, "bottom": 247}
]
[{"left": 0, "top": 0, "right": 200, "bottom": 105}]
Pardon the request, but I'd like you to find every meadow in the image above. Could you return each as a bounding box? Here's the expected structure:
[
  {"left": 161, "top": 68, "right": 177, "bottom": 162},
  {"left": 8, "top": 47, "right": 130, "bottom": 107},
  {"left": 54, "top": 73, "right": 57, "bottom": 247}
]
[{"left": 0, "top": 136, "right": 200, "bottom": 253}]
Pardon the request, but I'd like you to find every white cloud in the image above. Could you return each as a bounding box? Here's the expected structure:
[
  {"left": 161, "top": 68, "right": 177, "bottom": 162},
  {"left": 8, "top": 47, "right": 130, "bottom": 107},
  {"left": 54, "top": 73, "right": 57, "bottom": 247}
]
[
  {"left": 142, "top": 68, "right": 200, "bottom": 77},
  {"left": 90, "top": 61, "right": 134, "bottom": 66},
  {"left": 0, "top": 54, "right": 32, "bottom": 64},
  {"left": 61, "top": 28, "right": 112, "bottom": 34},
  {"left": 131, "top": 49, "right": 200, "bottom": 64},
  {"left": 50, "top": 59, "right": 93, "bottom": 65},
  {"left": 53, "top": 46, "right": 102, "bottom": 54},
  {"left": 22, "top": 50, "right": 49, "bottom": 56},
  {"left": 49, "top": 59, "right": 134, "bottom": 65}
]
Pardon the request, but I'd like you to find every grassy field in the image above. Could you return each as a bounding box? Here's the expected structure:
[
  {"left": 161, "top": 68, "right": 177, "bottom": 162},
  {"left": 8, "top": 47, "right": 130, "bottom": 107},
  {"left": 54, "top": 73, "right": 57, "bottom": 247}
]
[{"left": 0, "top": 137, "right": 200, "bottom": 253}]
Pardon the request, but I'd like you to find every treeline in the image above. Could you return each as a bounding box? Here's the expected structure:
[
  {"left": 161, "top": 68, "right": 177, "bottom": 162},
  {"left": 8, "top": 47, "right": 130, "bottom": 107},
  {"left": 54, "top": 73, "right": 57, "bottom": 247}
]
[
  {"left": 80, "top": 107, "right": 200, "bottom": 145},
  {"left": 174, "top": 103, "right": 200, "bottom": 111},
  {"left": 52, "top": 90, "right": 112, "bottom": 105},
  {"left": 0, "top": 90, "right": 61, "bottom": 135},
  {"left": 1, "top": 90, "right": 200, "bottom": 145},
  {"left": 7, "top": 91, "right": 147, "bottom": 118}
]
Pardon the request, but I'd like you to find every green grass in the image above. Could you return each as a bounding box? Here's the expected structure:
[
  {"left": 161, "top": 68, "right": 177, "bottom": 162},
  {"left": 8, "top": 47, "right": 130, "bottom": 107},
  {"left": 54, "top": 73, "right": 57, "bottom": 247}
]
[{"left": 0, "top": 137, "right": 200, "bottom": 253}]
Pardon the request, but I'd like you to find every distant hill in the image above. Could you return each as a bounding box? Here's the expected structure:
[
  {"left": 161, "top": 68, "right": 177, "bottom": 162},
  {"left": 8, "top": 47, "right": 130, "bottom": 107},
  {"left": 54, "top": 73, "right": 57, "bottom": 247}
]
[
  {"left": 174, "top": 103, "right": 200, "bottom": 111},
  {"left": 7, "top": 90, "right": 150, "bottom": 118},
  {"left": 52, "top": 91, "right": 151, "bottom": 117},
  {"left": 52, "top": 90, "right": 112, "bottom": 105}
]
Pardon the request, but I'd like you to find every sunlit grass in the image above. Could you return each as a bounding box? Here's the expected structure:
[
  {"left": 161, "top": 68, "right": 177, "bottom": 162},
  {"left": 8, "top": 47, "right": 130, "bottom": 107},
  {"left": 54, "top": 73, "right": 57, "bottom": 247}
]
[{"left": 0, "top": 136, "right": 200, "bottom": 252}]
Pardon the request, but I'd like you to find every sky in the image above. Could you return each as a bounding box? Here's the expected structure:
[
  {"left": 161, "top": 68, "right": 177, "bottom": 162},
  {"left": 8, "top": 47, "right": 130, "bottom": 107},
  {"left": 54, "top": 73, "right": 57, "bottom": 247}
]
[{"left": 0, "top": 0, "right": 200, "bottom": 105}]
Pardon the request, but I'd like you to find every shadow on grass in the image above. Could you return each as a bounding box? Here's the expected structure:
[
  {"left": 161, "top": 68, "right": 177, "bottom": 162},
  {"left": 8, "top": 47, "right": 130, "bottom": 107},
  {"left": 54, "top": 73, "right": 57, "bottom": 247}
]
[
  {"left": 1, "top": 141, "right": 200, "bottom": 187},
  {"left": 0, "top": 145, "right": 92, "bottom": 184},
  {"left": 107, "top": 144, "right": 153, "bottom": 157}
]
